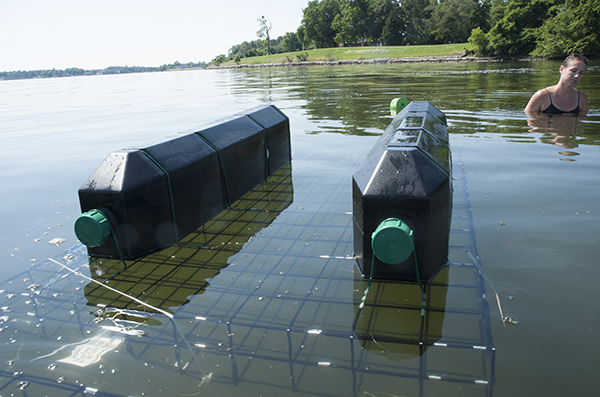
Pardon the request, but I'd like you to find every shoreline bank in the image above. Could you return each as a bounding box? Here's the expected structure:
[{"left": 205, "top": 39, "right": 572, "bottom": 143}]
[{"left": 209, "top": 55, "right": 539, "bottom": 70}]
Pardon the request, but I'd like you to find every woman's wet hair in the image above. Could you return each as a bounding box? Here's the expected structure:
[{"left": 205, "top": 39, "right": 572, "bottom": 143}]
[{"left": 563, "top": 53, "right": 588, "bottom": 67}]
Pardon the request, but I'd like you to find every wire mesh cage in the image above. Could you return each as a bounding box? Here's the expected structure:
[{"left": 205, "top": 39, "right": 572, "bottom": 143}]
[{"left": 0, "top": 155, "right": 495, "bottom": 397}]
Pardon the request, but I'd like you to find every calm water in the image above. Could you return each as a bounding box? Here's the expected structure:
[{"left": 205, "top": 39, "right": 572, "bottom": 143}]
[{"left": 1, "top": 61, "right": 599, "bottom": 396}]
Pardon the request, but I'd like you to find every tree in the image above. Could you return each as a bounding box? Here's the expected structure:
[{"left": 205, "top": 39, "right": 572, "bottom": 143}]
[
  {"left": 332, "top": 2, "right": 365, "bottom": 44},
  {"left": 532, "top": 0, "right": 600, "bottom": 57},
  {"left": 64, "top": 67, "right": 85, "bottom": 76},
  {"left": 428, "top": 0, "right": 480, "bottom": 44},
  {"left": 470, "top": 0, "right": 492, "bottom": 33},
  {"left": 370, "top": 0, "right": 406, "bottom": 46},
  {"left": 257, "top": 16, "right": 273, "bottom": 55},
  {"left": 489, "top": 0, "right": 506, "bottom": 29},
  {"left": 468, "top": 26, "right": 490, "bottom": 55},
  {"left": 402, "top": 0, "right": 433, "bottom": 45},
  {"left": 484, "top": 0, "right": 555, "bottom": 56},
  {"left": 297, "top": 25, "right": 306, "bottom": 50},
  {"left": 303, "top": 0, "right": 406, "bottom": 47},
  {"left": 301, "top": 0, "right": 343, "bottom": 48},
  {"left": 211, "top": 54, "right": 227, "bottom": 66},
  {"left": 281, "top": 32, "right": 303, "bottom": 53},
  {"left": 229, "top": 40, "right": 266, "bottom": 59}
]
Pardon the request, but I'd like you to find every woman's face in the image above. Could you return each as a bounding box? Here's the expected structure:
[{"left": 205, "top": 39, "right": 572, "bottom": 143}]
[{"left": 560, "top": 60, "right": 587, "bottom": 87}]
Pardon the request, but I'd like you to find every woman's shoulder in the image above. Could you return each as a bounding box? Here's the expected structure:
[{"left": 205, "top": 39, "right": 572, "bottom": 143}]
[
  {"left": 525, "top": 87, "right": 553, "bottom": 113},
  {"left": 541, "top": 86, "right": 556, "bottom": 94},
  {"left": 533, "top": 86, "right": 553, "bottom": 98}
]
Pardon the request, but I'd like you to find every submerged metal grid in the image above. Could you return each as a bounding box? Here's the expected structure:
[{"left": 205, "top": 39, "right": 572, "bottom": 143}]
[{"left": 0, "top": 151, "right": 496, "bottom": 397}]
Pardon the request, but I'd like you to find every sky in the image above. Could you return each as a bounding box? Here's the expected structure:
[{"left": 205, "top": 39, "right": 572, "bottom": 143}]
[{"left": 0, "top": 0, "right": 309, "bottom": 72}]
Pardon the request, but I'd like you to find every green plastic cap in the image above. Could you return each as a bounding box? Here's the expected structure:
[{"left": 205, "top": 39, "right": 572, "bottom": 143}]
[
  {"left": 390, "top": 97, "right": 409, "bottom": 116},
  {"left": 74, "top": 209, "right": 111, "bottom": 247},
  {"left": 371, "top": 218, "right": 414, "bottom": 265}
]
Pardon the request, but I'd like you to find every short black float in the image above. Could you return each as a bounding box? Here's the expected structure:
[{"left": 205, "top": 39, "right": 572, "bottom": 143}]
[{"left": 353, "top": 101, "right": 452, "bottom": 283}]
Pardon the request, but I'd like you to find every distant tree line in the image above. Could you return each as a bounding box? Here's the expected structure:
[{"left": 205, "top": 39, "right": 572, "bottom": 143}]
[
  {"left": 210, "top": 0, "right": 598, "bottom": 65},
  {"left": 0, "top": 67, "right": 88, "bottom": 80},
  {"left": 156, "top": 61, "right": 207, "bottom": 71},
  {"left": 102, "top": 65, "right": 159, "bottom": 74},
  {"left": 0, "top": 62, "right": 207, "bottom": 81}
]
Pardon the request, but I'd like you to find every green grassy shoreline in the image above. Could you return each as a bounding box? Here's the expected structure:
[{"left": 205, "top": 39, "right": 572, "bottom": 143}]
[{"left": 218, "top": 43, "right": 471, "bottom": 67}]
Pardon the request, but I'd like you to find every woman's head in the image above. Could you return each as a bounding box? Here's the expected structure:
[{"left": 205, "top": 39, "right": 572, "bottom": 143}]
[
  {"left": 563, "top": 53, "right": 588, "bottom": 68},
  {"left": 560, "top": 53, "right": 587, "bottom": 87}
]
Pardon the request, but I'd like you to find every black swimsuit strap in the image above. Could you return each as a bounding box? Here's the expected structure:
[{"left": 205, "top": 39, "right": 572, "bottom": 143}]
[{"left": 545, "top": 88, "right": 579, "bottom": 113}]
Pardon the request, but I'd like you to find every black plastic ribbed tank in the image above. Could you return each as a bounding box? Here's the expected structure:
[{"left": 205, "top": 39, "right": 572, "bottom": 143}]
[
  {"left": 245, "top": 105, "right": 291, "bottom": 174},
  {"left": 141, "top": 133, "right": 225, "bottom": 240},
  {"left": 195, "top": 116, "right": 266, "bottom": 204},
  {"left": 78, "top": 150, "right": 174, "bottom": 259},
  {"left": 352, "top": 101, "right": 452, "bottom": 282},
  {"left": 76, "top": 105, "right": 291, "bottom": 259}
]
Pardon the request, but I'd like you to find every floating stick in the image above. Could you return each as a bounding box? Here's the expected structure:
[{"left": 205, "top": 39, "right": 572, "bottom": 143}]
[{"left": 466, "top": 251, "right": 506, "bottom": 326}]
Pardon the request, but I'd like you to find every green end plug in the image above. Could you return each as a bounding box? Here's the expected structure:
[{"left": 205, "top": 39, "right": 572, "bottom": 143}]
[
  {"left": 390, "top": 97, "right": 409, "bottom": 116},
  {"left": 371, "top": 218, "right": 414, "bottom": 264},
  {"left": 74, "top": 209, "right": 111, "bottom": 247}
]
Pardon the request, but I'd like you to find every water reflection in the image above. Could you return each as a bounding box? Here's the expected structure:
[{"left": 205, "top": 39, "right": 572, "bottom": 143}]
[
  {"left": 84, "top": 165, "right": 293, "bottom": 312},
  {"left": 528, "top": 113, "right": 586, "bottom": 157},
  {"left": 222, "top": 62, "right": 599, "bottom": 145},
  {"left": 353, "top": 267, "right": 449, "bottom": 361}
]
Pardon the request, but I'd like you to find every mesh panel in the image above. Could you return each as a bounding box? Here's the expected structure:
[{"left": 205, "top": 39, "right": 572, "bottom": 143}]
[{"left": 0, "top": 155, "right": 495, "bottom": 396}]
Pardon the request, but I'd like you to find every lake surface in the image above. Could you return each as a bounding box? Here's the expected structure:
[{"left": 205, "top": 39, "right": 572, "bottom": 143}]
[{"left": 1, "top": 61, "right": 599, "bottom": 396}]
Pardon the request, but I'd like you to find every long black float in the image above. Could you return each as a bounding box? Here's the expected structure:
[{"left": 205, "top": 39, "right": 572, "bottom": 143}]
[{"left": 74, "top": 104, "right": 291, "bottom": 259}]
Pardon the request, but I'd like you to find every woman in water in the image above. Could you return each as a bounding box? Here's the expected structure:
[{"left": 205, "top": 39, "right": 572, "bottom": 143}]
[{"left": 525, "top": 53, "right": 589, "bottom": 114}]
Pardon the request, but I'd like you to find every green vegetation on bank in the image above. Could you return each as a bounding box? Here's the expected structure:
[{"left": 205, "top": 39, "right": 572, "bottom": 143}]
[
  {"left": 218, "top": 44, "right": 468, "bottom": 66},
  {"left": 212, "top": 0, "right": 599, "bottom": 66},
  {"left": 469, "top": 0, "right": 600, "bottom": 57}
]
